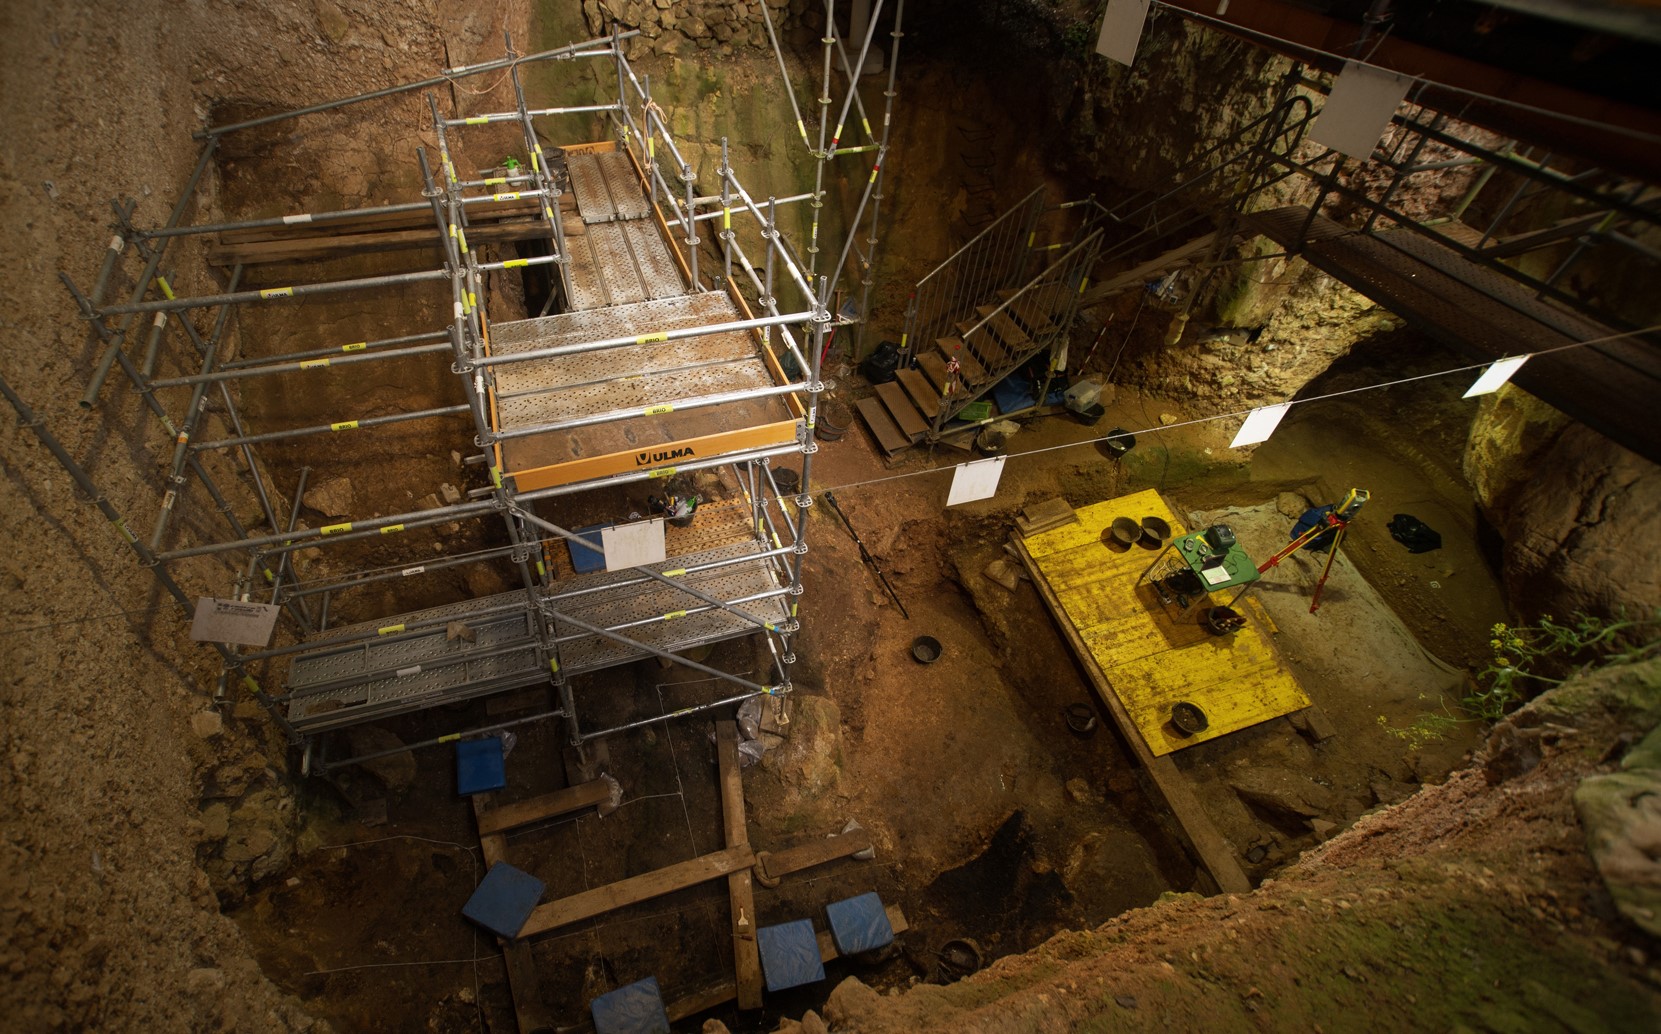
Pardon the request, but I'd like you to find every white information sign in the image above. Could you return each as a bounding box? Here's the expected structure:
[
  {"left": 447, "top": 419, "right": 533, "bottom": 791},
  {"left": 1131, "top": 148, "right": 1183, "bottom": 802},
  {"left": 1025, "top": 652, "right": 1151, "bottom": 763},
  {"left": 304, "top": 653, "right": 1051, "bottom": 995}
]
[
  {"left": 190, "top": 597, "right": 281, "bottom": 647},
  {"left": 947, "top": 455, "right": 1008, "bottom": 507},
  {"left": 1310, "top": 61, "right": 1413, "bottom": 161},
  {"left": 601, "top": 518, "right": 668, "bottom": 573},
  {"left": 1095, "top": 0, "right": 1151, "bottom": 67},
  {"left": 1230, "top": 402, "right": 1293, "bottom": 448}
]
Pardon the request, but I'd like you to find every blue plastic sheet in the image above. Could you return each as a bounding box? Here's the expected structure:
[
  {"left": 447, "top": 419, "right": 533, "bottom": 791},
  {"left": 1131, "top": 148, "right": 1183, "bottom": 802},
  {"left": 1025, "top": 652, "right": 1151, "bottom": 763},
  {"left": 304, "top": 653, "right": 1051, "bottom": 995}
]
[
  {"left": 590, "top": 976, "right": 670, "bottom": 1034},
  {"left": 757, "top": 918, "right": 826, "bottom": 992},
  {"left": 455, "top": 737, "right": 506, "bottom": 795},
  {"left": 567, "top": 523, "right": 612, "bottom": 573},
  {"left": 826, "top": 892, "right": 894, "bottom": 955},
  {"left": 461, "top": 862, "right": 544, "bottom": 939}
]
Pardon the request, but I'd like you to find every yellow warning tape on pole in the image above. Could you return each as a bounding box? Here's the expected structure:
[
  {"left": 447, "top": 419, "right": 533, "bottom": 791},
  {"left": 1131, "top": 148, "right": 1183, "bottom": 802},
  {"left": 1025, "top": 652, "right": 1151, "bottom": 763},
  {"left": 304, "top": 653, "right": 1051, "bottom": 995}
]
[
  {"left": 438, "top": 732, "right": 461, "bottom": 744},
  {"left": 378, "top": 623, "right": 406, "bottom": 636},
  {"left": 491, "top": 192, "right": 521, "bottom": 202},
  {"left": 635, "top": 331, "right": 668, "bottom": 344},
  {"left": 320, "top": 522, "right": 353, "bottom": 535},
  {"left": 260, "top": 287, "right": 294, "bottom": 299},
  {"left": 664, "top": 610, "right": 687, "bottom": 621},
  {"left": 643, "top": 403, "right": 674, "bottom": 416},
  {"left": 156, "top": 276, "right": 176, "bottom": 300},
  {"left": 503, "top": 258, "right": 529, "bottom": 269},
  {"left": 341, "top": 341, "right": 367, "bottom": 352},
  {"left": 482, "top": 176, "right": 508, "bottom": 186},
  {"left": 549, "top": 658, "right": 560, "bottom": 674},
  {"left": 110, "top": 516, "right": 137, "bottom": 544},
  {"left": 648, "top": 467, "right": 677, "bottom": 479},
  {"left": 861, "top": 117, "right": 872, "bottom": 139},
  {"left": 663, "top": 568, "right": 686, "bottom": 578},
  {"left": 457, "top": 229, "right": 469, "bottom": 253},
  {"left": 723, "top": 208, "right": 731, "bottom": 231},
  {"left": 300, "top": 358, "right": 330, "bottom": 370},
  {"left": 491, "top": 467, "right": 503, "bottom": 488},
  {"left": 242, "top": 674, "right": 261, "bottom": 695},
  {"left": 329, "top": 419, "right": 358, "bottom": 431},
  {"left": 380, "top": 524, "right": 404, "bottom": 535},
  {"left": 466, "top": 116, "right": 489, "bottom": 125},
  {"left": 262, "top": 567, "right": 276, "bottom": 582}
]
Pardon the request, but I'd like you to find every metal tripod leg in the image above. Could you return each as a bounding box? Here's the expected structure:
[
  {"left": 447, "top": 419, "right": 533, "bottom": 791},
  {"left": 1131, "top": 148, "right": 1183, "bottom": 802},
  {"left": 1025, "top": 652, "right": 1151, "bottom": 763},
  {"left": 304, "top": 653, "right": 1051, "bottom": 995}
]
[{"left": 1308, "top": 525, "right": 1348, "bottom": 614}]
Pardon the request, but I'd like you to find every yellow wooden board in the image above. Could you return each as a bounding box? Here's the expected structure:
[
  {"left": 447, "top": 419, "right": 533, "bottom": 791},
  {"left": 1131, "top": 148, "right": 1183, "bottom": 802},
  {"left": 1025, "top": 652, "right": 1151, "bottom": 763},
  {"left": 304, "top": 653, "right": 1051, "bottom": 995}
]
[{"left": 1024, "top": 489, "right": 1309, "bottom": 756}]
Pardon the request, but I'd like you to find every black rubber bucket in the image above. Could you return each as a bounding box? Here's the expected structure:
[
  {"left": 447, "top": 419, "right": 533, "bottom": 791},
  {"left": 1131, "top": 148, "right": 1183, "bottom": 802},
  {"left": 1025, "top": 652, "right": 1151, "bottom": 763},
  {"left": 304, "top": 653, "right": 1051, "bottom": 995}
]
[
  {"left": 817, "top": 402, "right": 852, "bottom": 442},
  {"left": 1099, "top": 428, "right": 1136, "bottom": 458},
  {"left": 911, "top": 635, "right": 942, "bottom": 664}
]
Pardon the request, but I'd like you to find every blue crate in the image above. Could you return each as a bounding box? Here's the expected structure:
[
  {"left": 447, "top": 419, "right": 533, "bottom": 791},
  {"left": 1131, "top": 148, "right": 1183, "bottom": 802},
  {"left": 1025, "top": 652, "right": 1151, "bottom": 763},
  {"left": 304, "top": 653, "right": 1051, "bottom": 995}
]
[
  {"left": 826, "top": 892, "right": 894, "bottom": 955},
  {"left": 461, "top": 862, "right": 544, "bottom": 939},
  {"left": 456, "top": 736, "right": 506, "bottom": 795},
  {"left": 590, "top": 976, "right": 670, "bottom": 1034},
  {"left": 757, "top": 918, "right": 826, "bottom": 992}
]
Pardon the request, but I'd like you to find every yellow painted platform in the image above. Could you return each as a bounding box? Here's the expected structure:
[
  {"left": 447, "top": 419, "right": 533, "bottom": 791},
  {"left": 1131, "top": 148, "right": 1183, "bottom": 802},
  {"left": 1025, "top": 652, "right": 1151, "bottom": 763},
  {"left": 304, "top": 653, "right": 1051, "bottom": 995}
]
[{"left": 1023, "top": 489, "right": 1308, "bottom": 755}]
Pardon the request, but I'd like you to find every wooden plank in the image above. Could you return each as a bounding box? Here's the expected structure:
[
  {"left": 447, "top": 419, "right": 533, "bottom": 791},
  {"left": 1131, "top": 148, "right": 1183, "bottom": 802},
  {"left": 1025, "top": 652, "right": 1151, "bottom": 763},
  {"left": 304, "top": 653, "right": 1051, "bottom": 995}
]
[
  {"left": 757, "top": 829, "right": 873, "bottom": 882},
  {"left": 716, "top": 722, "right": 763, "bottom": 1011},
  {"left": 476, "top": 777, "right": 613, "bottom": 837},
  {"left": 470, "top": 795, "right": 554, "bottom": 1034},
  {"left": 895, "top": 367, "right": 940, "bottom": 419},
  {"left": 506, "top": 418, "right": 800, "bottom": 492},
  {"left": 659, "top": 907, "right": 910, "bottom": 1025},
  {"left": 874, "top": 381, "right": 928, "bottom": 440},
  {"left": 518, "top": 845, "right": 756, "bottom": 938},
  {"left": 855, "top": 397, "right": 910, "bottom": 456},
  {"left": 1009, "top": 532, "right": 1253, "bottom": 895}
]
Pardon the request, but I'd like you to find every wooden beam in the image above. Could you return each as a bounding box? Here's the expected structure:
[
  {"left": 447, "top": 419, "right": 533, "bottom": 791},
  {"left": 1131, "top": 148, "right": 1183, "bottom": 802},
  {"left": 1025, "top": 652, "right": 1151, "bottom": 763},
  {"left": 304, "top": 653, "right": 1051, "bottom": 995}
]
[
  {"left": 470, "top": 794, "right": 554, "bottom": 1034},
  {"left": 755, "top": 829, "right": 873, "bottom": 884},
  {"left": 517, "top": 845, "right": 756, "bottom": 939},
  {"left": 1009, "top": 534, "right": 1253, "bottom": 894},
  {"left": 716, "top": 721, "right": 763, "bottom": 1010},
  {"left": 476, "top": 778, "right": 613, "bottom": 837}
]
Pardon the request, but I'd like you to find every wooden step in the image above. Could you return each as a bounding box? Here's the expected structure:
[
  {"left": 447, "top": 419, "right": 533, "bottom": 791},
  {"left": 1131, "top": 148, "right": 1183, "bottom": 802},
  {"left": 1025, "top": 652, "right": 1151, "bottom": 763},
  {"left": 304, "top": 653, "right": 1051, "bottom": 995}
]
[
  {"left": 955, "top": 318, "right": 1014, "bottom": 369},
  {"left": 895, "top": 366, "right": 942, "bottom": 420},
  {"left": 917, "top": 352, "right": 952, "bottom": 393},
  {"left": 977, "top": 306, "right": 1035, "bottom": 351},
  {"left": 935, "top": 337, "right": 987, "bottom": 385},
  {"left": 856, "top": 396, "right": 911, "bottom": 456},
  {"left": 875, "top": 380, "right": 929, "bottom": 441},
  {"left": 1003, "top": 292, "right": 1061, "bottom": 339}
]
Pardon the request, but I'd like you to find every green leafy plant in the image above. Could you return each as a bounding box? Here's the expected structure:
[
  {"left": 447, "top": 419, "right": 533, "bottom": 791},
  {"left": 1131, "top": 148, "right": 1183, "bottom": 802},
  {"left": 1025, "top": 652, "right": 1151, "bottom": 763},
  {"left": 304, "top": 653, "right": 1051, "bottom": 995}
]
[
  {"left": 1469, "top": 610, "right": 1661, "bottom": 720},
  {"left": 1379, "top": 610, "right": 1660, "bottom": 746}
]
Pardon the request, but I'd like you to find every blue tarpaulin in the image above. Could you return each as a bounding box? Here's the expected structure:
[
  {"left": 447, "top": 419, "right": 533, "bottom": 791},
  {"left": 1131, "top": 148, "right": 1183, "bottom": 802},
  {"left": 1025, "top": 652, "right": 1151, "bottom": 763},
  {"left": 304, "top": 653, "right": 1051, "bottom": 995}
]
[
  {"left": 461, "top": 862, "right": 544, "bottom": 939},
  {"left": 826, "top": 892, "right": 894, "bottom": 955},
  {"left": 757, "top": 919, "right": 826, "bottom": 992},
  {"left": 456, "top": 736, "right": 506, "bottom": 795},
  {"left": 590, "top": 976, "right": 670, "bottom": 1034}
]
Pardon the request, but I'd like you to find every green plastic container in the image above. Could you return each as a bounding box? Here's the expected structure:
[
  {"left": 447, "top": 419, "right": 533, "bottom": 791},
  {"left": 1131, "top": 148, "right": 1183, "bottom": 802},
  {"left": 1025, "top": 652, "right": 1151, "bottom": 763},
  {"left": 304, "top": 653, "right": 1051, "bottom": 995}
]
[{"left": 958, "top": 401, "right": 993, "bottom": 422}]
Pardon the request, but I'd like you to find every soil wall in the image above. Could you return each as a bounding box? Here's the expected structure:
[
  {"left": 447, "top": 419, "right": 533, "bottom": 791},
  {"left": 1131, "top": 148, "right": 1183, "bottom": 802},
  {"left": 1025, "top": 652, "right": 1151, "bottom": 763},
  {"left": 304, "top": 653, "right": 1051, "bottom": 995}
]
[{"left": 0, "top": 2, "right": 490, "bottom": 1028}]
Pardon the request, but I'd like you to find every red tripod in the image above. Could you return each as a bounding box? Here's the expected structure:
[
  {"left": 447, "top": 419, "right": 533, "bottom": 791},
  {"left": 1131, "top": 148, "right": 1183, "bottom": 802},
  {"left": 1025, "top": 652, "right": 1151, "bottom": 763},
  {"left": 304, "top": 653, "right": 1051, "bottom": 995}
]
[{"left": 1257, "top": 488, "right": 1369, "bottom": 614}]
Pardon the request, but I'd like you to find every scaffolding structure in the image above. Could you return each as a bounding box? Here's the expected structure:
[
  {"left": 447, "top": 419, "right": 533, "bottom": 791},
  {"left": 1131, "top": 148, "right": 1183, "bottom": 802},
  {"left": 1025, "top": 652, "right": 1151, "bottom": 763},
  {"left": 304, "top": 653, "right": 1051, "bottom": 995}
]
[{"left": 16, "top": 20, "right": 906, "bottom": 772}]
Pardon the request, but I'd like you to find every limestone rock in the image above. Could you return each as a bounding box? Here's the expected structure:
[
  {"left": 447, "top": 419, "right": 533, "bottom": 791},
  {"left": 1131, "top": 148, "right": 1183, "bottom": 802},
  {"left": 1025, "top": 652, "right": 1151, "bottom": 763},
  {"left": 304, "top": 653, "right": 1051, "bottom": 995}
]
[
  {"left": 824, "top": 976, "right": 884, "bottom": 1029},
  {"left": 303, "top": 476, "right": 355, "bottom": 517},
  {"left": 440, "top": 482, "right": 462, "bottom": 505},
  {"left": 200, "top": 802, "right": 230, "bottom": 841},
  {"left": 1229, "top": 765, "right": 1333, "bottom": 818},
  {"left": 190, "top": 709, "right": 223, "bottom": 739},
  {"left": 761, "top": 694, "right": 843, "bottom": 796},
  {"left": 1276, "top": 491, "right": 1309, "bottom": 518},
  {"left": 185, "top": 967, "right": 225, "bottom": 995},
  {"left": 1064, "top": 778, "right": 1099, "bottom": 805},
  {"left": 345, "top": 726, "right": 417, "bottom": 793},
  {"left": 464, "top": 563, "right": 513, "bottom": 599},
  {"left": 1575, "top": 721, "right": 1661, "bottom": 936}
]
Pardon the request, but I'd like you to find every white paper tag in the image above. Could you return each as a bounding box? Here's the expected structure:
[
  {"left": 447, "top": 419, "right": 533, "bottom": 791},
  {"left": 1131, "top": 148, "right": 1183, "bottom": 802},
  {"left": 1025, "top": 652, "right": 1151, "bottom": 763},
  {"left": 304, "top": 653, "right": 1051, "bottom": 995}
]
[{"left": 1310, "top": 61, "right": 1413, "bottom": 161}]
